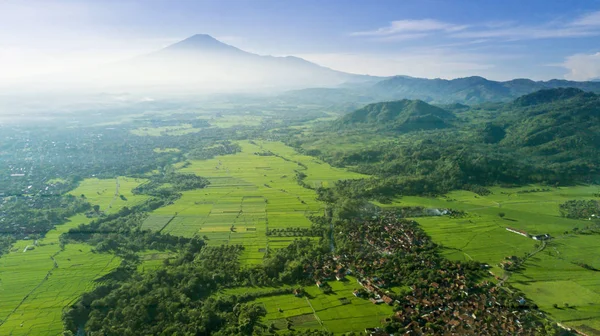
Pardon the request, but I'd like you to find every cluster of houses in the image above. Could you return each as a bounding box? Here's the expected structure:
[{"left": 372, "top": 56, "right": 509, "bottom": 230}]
[
  {"left": 391, "top": 279, "right": 541, "bottom": 335},
  {"left": 305, "top": 212, "right": 553, "bottom": 335}
]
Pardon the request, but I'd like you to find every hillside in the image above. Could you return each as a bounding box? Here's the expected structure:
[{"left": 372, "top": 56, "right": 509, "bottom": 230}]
[
  {"left": 500, "top": 89, "right": 600, "bottom": 166},
  {"left": 293, "top": 88, "right": 600, "bottom": 192},
  {"left": 336, "top": 99, "right": 456, "bottom": 131}
]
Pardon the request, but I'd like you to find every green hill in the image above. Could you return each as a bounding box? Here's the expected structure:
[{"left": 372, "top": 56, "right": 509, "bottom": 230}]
[{"left": 337, "top": 99, "right": 456, "bottom": 131}]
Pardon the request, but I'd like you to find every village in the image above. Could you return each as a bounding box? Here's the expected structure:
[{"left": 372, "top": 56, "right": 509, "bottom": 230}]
[{"left": 300, "top": 211, "right": 553, "bottom": 335}]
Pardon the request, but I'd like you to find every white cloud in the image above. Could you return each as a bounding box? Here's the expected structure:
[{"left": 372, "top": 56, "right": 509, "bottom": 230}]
[
  {"left": 355, "top": 11, "right": 600, "bottom": 43},
  {"left": 351, "top": 19, "right": 467, "bottom": 38},
  {"left": 450, "top": 25, "right": 597, "bottom": 40},
  {"left": 562, "top": 52, "right": 600, "bottom": 80},
  {"left": 571, "top": 10, "right": 600, "bottom": 27}
]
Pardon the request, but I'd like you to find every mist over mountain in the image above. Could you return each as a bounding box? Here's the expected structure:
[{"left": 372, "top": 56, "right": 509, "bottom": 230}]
[{"left": 10, "top": 34, "right": 373, "bottom": 95}]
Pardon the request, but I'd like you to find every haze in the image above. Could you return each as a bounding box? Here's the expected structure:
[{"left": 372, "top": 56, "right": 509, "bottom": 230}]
[{"left": 2, "top": 0, "right": 600, "bottom": 94}]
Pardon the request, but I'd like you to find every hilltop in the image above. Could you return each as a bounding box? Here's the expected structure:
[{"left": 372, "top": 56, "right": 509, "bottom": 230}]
[{"left": 336, "top": 99, "right": 456, "bottom": 132}]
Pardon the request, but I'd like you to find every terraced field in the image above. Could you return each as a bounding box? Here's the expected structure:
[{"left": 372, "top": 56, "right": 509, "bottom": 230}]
[
  {"left": 143, "top": 140, "right": 366, "bottom": 264},
  {"left": 380, "top": 185, "right": 600, "bottom": 333},
  {"left": 0, "top": 178, "right": 147, "bottom": 336}
]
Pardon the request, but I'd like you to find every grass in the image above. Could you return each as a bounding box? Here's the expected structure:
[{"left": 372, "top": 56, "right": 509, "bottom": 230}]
[
  {"left": 380, "top": 185, "right": 600, "bottom": 333},
  {"left": 0, "top": 177, "right": 148, "bottom": 335}
]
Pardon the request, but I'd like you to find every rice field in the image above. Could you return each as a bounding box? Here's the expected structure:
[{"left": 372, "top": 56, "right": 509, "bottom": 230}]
[
  {"left": 130, "top": 123, "right": 202, "bottom": 136},
  {"left": 251, "top": 276, "right": 393, "bottom": 333},
  {"left": 0, "top": 178, "right": 147, "bottom": 335},
  {"left": 381, "top": 185, "right": 600, "bottom": 332},
  {"left": 143, "top": 140, "right": 364, "bottom": 265}
]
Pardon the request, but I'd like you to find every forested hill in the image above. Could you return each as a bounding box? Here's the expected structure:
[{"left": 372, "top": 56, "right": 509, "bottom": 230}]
[
  {"left": 500, "top": 88, "right": 600, "bottom": 163},
  {"left": 290, "top": 88, "right": 600, "bottom": 198},
  {"left": 335, "top": 99, "right": 456, "bottom": 131}
]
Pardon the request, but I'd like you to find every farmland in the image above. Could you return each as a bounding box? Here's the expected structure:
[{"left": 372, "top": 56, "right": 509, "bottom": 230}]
[
  {"left": 381, "top": 185, "right": 600, "bottom": 332},
  {"left": 253, "top": 276, "right": 393, "bottom": 333},
  {"left": 143, "top": 140, "right": 366, "bottom": 264},
  {"left": 0, "top": 178, "right": 147, "bottom": 336},
  {"left": 130, "top": 123, "right": 202, "bottom": 136}
]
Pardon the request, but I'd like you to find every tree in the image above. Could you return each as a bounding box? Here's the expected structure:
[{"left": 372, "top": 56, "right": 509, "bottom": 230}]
[
  {"left": 93, "top": 205, "right": 100, "bottom": 213},
  {"left": 498, "top": 212, "right": 506, "bottom": 218}
]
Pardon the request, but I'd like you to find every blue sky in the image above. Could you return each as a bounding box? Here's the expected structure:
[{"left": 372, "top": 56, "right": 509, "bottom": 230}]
[{"left": 1, "top": 0, "right": 600, "bottom": 80}]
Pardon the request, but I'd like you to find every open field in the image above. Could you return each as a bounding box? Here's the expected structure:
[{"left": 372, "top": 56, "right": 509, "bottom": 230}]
[
  {"left": 250, "top": 276, "right": 393, "bottom": 334},
  {"left": 380, "top": 185, "right": 600, "bottom": 333},
  {"left": 203, "top": 114, "right": 264, "bottom": 128},
  {"left": 143, "top": 140, "right": 365, "bottom": 265},
  {"left": 0, "top": 178, "right": 147, "bottom": 335},
  {"left": 130, "top": 123, "right": 202, "bottom": 136}
]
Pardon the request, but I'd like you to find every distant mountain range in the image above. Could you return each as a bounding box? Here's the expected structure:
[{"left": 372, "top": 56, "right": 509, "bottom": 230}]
[{"left": 280, "top": 75, "right": 600, "bottom": 106}]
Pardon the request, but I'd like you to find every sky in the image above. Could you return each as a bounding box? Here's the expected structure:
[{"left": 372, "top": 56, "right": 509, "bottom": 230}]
[{"left": 1, "top": 0, "right": 600, "bottom": 81}]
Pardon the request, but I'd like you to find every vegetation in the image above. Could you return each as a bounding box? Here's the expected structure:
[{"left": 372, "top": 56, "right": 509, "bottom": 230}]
[{"left": 2, "top": 87, "right": 600, "bottom": 335}]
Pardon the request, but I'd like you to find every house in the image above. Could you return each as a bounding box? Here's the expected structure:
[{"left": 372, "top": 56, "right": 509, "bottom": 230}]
[
  {"left": 532, "top": 234, "right": 550, "bottom": 240},
  {"left": 316, "top": 281, "right": 323, "bottom": 288},
  {"left": 336, "top": 272, "right": 345, "bottom": 281},
  {"left": 293, "top": 289, "right": 303, "bottom": 297},
  {"left": 381, "top": 295, "right": 393, "bottom": 305}
]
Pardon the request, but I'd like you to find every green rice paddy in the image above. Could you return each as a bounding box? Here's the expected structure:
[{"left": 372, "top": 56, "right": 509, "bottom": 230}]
[{"left": 0, "top": 178, "right": 147, "bottom": 335}]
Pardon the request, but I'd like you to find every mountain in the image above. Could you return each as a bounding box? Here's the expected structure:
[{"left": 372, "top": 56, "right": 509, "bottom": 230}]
[
  {"left": 96, "top": 34, "right": 373, "bottom": 94},
  {"left": 370, "top": 76, "right": 600, "bottom": 104},
  {"left": 17, "top": 34, "right": 374, "bottom": 95},
  {"left": 336, "top": 99, "right": 455, "bottom": 131}
]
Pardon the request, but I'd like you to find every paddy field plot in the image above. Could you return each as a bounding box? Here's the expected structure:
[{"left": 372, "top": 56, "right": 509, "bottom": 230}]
[
  {"left": 250, "top": 276, "right": 393, "bottom": 334},
  {"left": 130, "top": 123, "right": 202, "bottom": 136},
  {"left": 0, "top": 178, "right": 147, "bottom": 336},
  {"left": 144, "top": 140, "right": 364, "bottom": 265},
  {"left": 383, "top": 185, "right": 600, "bottom": 332}
]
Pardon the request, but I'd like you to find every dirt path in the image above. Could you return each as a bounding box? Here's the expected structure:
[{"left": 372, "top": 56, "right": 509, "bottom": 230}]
[
  {"left": 107, "top": 176, "right": 120, "bottom": 209},
  {"left": 498, "top": 240, "right": 547, "bottom": 287}
]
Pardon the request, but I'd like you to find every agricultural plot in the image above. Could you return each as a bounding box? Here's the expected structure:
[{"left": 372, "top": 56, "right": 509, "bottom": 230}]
[
  {"left": 201, "top": 114, "right": 263, "bottom": 128},
  {"left": 68, "top": 177, "right": 148, "bottom": 213},
  {"left": 130, "top": 123, "right": 202, "bottom": 136},
  {"left": 252, "top": 276, "right": 393, "bottom": 334},
  {"left": 384, "top": 185, "right": 600, "bottom": 332},
  {"left": 0, "top": 178, "right": 147, "bottom": 336},
  {"left": 144, "top": 140, "right": 363, "bottom": 265}
]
